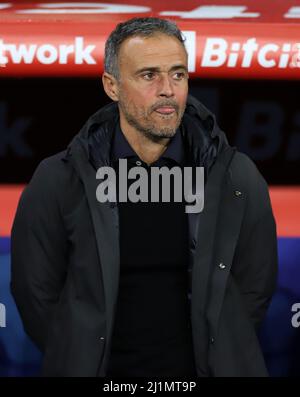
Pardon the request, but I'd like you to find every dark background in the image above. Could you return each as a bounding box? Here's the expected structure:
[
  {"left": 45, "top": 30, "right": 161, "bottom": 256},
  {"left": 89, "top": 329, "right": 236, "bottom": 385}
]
[{"left": 0, "top": 77, "right": 299, "bottom": 185}]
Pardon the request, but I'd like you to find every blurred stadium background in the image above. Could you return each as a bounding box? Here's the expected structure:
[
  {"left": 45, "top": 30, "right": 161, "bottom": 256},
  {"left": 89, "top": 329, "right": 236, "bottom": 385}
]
[{"left": 0, "top": 0, "right": 300, "bottom": 376}]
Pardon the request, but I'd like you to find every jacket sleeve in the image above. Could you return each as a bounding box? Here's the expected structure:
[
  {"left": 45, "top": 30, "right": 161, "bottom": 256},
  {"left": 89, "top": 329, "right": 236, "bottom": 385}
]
[
  {"left": 10, "top": 159, "right": 68, "bottom": 352},
  {"left": 231, "top": 154, "right": 279, "bottom": 333},
  {"left": 237, "top": 209, "right": 278, "bottom": 332}
]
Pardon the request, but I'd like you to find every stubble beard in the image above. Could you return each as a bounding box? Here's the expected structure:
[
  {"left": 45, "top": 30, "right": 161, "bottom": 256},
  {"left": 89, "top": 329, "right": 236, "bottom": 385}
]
[{"left": 118, "top": 97, "right": 186, "bottom": 142}]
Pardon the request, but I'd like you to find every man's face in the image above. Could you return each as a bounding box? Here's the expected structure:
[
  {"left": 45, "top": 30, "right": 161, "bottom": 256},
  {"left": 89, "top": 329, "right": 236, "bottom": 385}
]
[{"left": 115, "top": 33, "right": 189, "bottom": 139}]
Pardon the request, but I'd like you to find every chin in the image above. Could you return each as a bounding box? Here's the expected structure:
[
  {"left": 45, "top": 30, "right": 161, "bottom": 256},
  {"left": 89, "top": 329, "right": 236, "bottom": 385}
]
[{"left": 151, "top": 128, "right": 177, "bottom": 138}]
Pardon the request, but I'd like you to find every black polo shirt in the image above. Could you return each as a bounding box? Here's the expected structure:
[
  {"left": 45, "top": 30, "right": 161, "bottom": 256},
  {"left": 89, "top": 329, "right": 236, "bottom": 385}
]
[{"left": 106, "top": 122, "right": 197, "bottom": 377}]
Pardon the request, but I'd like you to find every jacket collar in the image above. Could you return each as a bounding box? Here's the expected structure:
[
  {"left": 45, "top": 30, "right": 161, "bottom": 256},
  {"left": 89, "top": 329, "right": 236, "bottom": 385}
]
[{"left": 63, "top": 94, "right": 228, "bottom": 172}]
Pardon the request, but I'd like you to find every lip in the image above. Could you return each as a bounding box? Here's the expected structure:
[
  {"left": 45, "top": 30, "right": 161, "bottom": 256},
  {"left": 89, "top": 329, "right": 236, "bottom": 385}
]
[{"left": 154, "top": 107, "right": 176, "bottom": 115}]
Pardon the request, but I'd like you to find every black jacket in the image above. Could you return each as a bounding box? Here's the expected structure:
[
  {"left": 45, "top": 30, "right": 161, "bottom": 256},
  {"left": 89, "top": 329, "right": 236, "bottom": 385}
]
[{"left": 10, "top": 95, "right": 278, "bottom": 377}]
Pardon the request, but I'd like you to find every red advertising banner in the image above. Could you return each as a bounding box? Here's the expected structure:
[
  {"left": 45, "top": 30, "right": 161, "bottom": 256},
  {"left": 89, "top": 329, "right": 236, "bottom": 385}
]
[{"left": 0, "top": 0, "right": 300, "bottom": 78}]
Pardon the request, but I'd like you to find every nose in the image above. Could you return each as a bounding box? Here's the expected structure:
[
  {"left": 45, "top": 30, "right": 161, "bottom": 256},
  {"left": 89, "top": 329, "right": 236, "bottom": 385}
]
[{"left": 157, "top": 73, "right": 174, "bottom": 98}]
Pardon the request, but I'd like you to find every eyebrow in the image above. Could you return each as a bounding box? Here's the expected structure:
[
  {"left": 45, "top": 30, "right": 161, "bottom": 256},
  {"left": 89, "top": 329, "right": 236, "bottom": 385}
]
[{"left": 134, "top": 64, "right": 188, "bottom": 75}]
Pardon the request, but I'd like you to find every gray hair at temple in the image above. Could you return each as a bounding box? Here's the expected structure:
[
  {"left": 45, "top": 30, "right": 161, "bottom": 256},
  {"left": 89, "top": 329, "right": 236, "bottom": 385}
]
[{"left": 104, "top": 17, "right": 187, "bottom": 80}]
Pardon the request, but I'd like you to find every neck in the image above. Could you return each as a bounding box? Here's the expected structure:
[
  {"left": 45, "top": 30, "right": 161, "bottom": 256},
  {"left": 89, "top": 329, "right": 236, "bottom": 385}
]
[{"left": 119, "top": 112, "right": 170, "bottom": 165}]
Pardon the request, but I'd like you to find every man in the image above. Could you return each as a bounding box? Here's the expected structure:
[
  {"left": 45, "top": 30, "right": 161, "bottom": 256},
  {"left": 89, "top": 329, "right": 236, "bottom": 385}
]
[{"left": 11, "top": 17, "right": 278, "bottom": 377}]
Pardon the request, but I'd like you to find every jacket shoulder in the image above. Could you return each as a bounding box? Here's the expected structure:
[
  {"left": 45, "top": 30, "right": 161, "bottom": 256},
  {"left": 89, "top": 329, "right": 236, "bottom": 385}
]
[
  {"left": 229, "top": 150, "right": 272, "bottom": 217},
  {"left": 34, "top": 150, "right": 68, "bottom": 173},
  {"left": 28, "top": 150, "right": 73, "bottom": 186},
  {"left": 230, "top": 150, "right": 268, "bottom": 188},
  {"left": 18, "top": 150, "right": 74, "bottom": 214}
]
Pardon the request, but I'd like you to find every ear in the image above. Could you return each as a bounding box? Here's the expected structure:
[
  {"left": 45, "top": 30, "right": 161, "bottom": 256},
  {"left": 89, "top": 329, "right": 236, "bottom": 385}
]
[{"left": 102, "top": 72, "right": 119, "bottom": 102}]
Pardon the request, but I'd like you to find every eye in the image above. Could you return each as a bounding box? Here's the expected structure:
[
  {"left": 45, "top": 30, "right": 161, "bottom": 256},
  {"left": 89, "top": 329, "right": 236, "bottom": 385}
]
[
  {"left": 173, "top": 72, "right": 187, "bottom": 80},
  {"left": 142, "top": 72, "right": 156, "bottom": 80}
]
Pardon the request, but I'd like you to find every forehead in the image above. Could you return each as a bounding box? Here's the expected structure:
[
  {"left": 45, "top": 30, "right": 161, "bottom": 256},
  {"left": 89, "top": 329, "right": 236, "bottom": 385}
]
[{"left": 118, "top": 34, "right": 187, "bottom": 71}]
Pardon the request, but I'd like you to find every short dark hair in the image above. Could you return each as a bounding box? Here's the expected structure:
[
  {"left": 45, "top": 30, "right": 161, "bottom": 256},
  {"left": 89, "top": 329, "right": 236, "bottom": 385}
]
[{"left": 104, "top": 17, "right": 186, "bottom": 79}]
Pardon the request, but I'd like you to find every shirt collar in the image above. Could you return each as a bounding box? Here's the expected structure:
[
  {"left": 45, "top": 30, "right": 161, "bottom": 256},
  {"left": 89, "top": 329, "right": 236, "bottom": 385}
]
[{"left": 112, "top": 121, "right": 185, "bottom": 166}]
